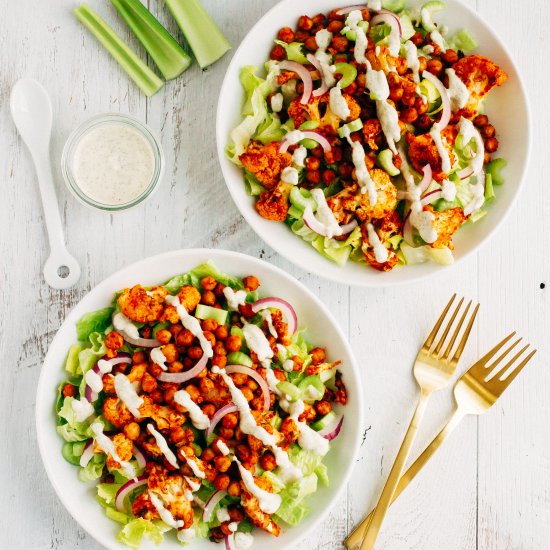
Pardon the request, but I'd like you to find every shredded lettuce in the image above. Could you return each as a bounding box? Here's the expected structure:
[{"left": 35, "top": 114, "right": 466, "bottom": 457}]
[
  {"left": 56, "top": 397, "right": 95, "bottom": 442},
  {"left": 164, "top": 261, "right": 245, "bottom": 294},
  {"left": 79, "top": 453, "right": 106, "bottom": 482},
  {"left": 76, "top": 307, "right": 114, "bottom": 342},
  {"left": 117, "top": 518, "right": 165, "bottom": 549},
  {"left": 274, "top": 473, "right": 318, "bottom": 526}
]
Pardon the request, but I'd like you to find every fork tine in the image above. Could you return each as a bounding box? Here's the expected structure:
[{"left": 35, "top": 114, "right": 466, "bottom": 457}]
[
  {"left": 432, "top": 297, "right": 463, "bottom": 355},
  {"left": 423, "top": 294, "right": 456, "bottom": 350},
  {"left": 444, "top": 302, "right": 480, "bottom": 363},
  {"left": 484, "top": 338, "right": 523, "bottom": 378},
  {"left": 465, "top": 332, "right": 517, "bottom": 380},
  {"left": 495, "top": 349, "right": 537, "bottom": 389}
]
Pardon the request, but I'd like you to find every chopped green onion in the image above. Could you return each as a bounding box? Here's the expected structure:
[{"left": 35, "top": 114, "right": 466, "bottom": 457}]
[
  {"left": 164, "top": 0, "right": 231, "bottom": 68},
  {"left": 111, "top": 0, "right": 192, "bottom": 80},
  {"left": 74, "top": 3, "right": 163, "bottom": 96}
]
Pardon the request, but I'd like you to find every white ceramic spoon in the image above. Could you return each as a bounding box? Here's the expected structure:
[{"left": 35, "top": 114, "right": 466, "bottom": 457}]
[{"left": 10, "top": 79, "right": 81, "bottom": 290}]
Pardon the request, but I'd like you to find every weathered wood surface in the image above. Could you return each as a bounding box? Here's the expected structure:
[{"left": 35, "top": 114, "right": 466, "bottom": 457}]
[{"left": 1, "top": 0, "right": 548, "bottom": 548}]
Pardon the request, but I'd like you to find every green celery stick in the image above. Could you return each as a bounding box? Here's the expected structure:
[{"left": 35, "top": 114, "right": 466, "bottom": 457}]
[
  {"left": 164, "top": 0, "right": 231, "bottom": 69},
  {"left": 111, "top": 0, "right": 192, "bottom": 80},
  {"left": 74, "top": 3, "right": 163, "bottom": 96}
]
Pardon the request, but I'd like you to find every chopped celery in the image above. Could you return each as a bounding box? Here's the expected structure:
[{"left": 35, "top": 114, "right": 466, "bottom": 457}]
[
  {"left": 333, "top": 63, "right": 357, "bottom": 89},
  {"left": 195, "top": 304, "right": 228, "bottom": 324},
  {"left": 382, "top": 0, "right": 406, "bottom": 12},
  {"left": 399, "top": 14, "right": 416, "bottom": 40},
  {"left": 226, "top": 352, "right": 253, "bottom": 368},
  {"left": 311, "top": 411, "right": 338, "bottom": 431},
  {"left": 337, "top": 118, "right": 363, "bottom": 138},
  {"left": 288, "top": 205, "right": 304, "bottom": 219},
  {"left": 277, "top": 381, "right": 302, "bottom": 401},
  {"left": 74, "top": 4, "right": 163, "bottom": 96},
  {"left": 378, "top": 149, "right": 401, "bottom": 176},
  {"left": 275, "top": 40, "right": 308, "bottom": 64},
  {"left": 165, "top": 0, "right": 231, "bottom": 68},
  {"left": 420, "top": 1, "right": 445, "bottom": 32},
  {"left": 448, "top": 29, "right": 478, "bottom": 53},
  {"left": 486, "top": 158, "right": 507, "bottom": 185},
  {"left": 301, "top": 138, "right": 319, "bottom": 149},
  {"left": 111, "top": 0, "right": 192, "bottom": 80},
  {"left": 298, "top": 375, "right": 325, "bottom": 401},
  {"left": 289, "top": 187, "right": 317, "bottom": 213},
  {"left": 298, "top": 120, "right": 320, "bottom": 131},
  {"left": 484, "top": 173, "right": 495, "bottom": 201}
]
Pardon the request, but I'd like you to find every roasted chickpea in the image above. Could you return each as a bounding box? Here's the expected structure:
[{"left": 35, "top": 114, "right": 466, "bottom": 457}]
[
  {"left": 305, "top": 156, "right": 321, "bottom": 171},
  {"left": 306, "top": 170, "right": 321, "bottom": 184},
  {"left": 176, "top": 329, "right": 194, "bottom": 347},
  {"left": 270, "top": 44, "right": 286, "bottom": 61},
  {"left": 150, "top": 389, "right": 163, "bottom": 404},
  {"left": 212, "top": 355, "right": 227, "bottom": 369},
  {"left": 418, "top": 56, "right": 428, "bottom": 74},
  {"left": 331, "top": 35, "right": 349, "bottom": 53},
  {"left": 162, "top": 343, "right": 179, "bottom": 363},
  {"left": 236, "top": 444, "right": 250, "bottom": 461},
  {"left": 132, "top": 351, "right": 146, "bottom": 364},
  {"left": 222, "top": 412, "right": 239, "bottom": 429},
  {"left": 164, "top": 386, "right": 177, "bottom": 403},
  {"left": 200, "top": 276, "right": 217, "bottom": 291},
  {"left": 142, "top": 372, "right": 158, "bottom": 393},
  {"left": 310, "top": 347, "right": 326, "bottom": 365},
  {"left": 482, "top": 125, "right": 496, "bottom": 138},
  {"left": 484, "top": 152, "right": 491, "bottom": 165},
  {"left": 188, "top": 346, "right": 203, "bottom": 360},
  {"left": 214, "top": 455, "right": 232, "bottom": 473},
  {"left": 201, "top": 447, "right": 216, "bottom": 462},
  {"left": 415, "top": 97, "right": 429, "bottom": 115},
  {"left": 280, "top": 418, "right": 299, "bottom": 443},
  {"left": 304, "top": 36, "right": 318, "bottom": 52},
  {"left": 184, "top": 384, "right": 200, "bottom": 402},
  {"left": 167, "top": 361, "right": 184, "bottom": 373},
  {"left": 240, "top": 387, "right": 254, "bottom": 402},
  {"left": 124, "top": 422, "right": 140, "bottom": 441},
  {"left": 297, "top": 15, "right": 314, "bottom": 31},
  {"left": 182, "top": 357, "right": 193, "bottom": 369},
  {"left": 202, "top": 331, "right": 216, "bottom": 346},
  {"left": 316, "top": 400, "right": 333, "bottom": 416},
  {"left": 201, "top": 290, "right": 216, "bottom": 306},
  {"left": 474, "top": 114, "right": 489, "bottom": 127},
  {"left": 155, "top": 329, "right": 172, "bottom": 345},
  {"left": 205, "top": 465, "right": 218, "bottom": 483},
  {"left": 427, "top": 58, "right": 443, "bottom": 76},
  {"left": 226, "top": 335, "right": 242, "bottom": 353},
  {"left": 485, "top": 137, "right": 499, "bottom": 153},
  {"left": 214, "top": 474, "right": 231, "bottom": 491},
  {"left": 215, "top": 325, "right": 228, "bottom": 341},
  {"left": 327, "top": 20, "right": 344, "bottom": 33},
  {"left": 227, "top": 481, "right": 242, "bottom": 497},
  {"left": 401, "top": 107, "right": 419, "bottom": 123},
  {"left": 295, "top": 30, "right": 311, "bottom": 43},
  {"left": 411, "top": 31, "right": 424, "bottom": 47},
  {"left": 213, "top": 342, "right": 227, "bottom": 356},
  {"left": 238, "top": 303, "right": 255, "bottom": 318},
  {"left": 170, "top": 426, "right": 186, "bottom": 444},
  {"left": 243, "top": 276, "right": 260, "bottom": 291},
  {"left": 401, "top": 93, "right": 416, "bottom": 107},
  {"left": 220, "top": 523, "right": 234, "bottom": 537},
  {"left": 219, "top": 427, "right": 234, "bottom": 439},
  {"left": 228, "top": 505, "right": 245, "bottom": 522},
  {"left": 250, "top": 397, "right": 264, "bottom": 411},
  {"left": 322, "top": 169, "right": 336, "bottom": 185},
  {"left": 277, "top": 26, "right": 295, "bottom": 43},
  {"left": 416, "top": 114, "right": 432, "bottom": 131},
  {"left": 201, "top": 403, "right": 216, "bottom": 418},
  {"left": 442, "top": 49, "right": 459, "bottom": 64},
  {"left": 202, "top": 318, "right": 218, "bottom": 332},
  {"left": 260, "top": 452, "right": 277, "bottom": 471},
  {"left": 62, "top": 384, "right": 76, "bottom": 398},
  {"left": 389, "top": 86, "right": 404, "bottom": 102}
]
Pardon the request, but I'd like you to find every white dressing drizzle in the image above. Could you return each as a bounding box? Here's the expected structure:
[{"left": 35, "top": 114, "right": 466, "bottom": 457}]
[
  {"left": 149, "top": 492, "right": 184, "bottom": 529},
  {"left": 185, "top": 455, "right": 206, "bottom": 479},
  {"left": 292, "top": 146, "right": 307, "bottom": 168},
  {"left": 281, "top": 166, "right": 299, "bottom": 185},
  {"left": 282, "top": 359, "right": 294, "bottom": 372},
  {"left": 261, "top": 310, "right": 278, "bottom": 339},
  {"left": 91, "top": 422, "right": 135, "bottom": 478},
  {"left": 85, "top": 368, "right": 104, "bottom": 394},
  {"left": 223, "top": 287, "right": 247, "bottom": 311},
  {"left": 114, "top": 373, "right": 143, "bottom": 418},
  {"left": 150, "top": 347, "right": 168, "bottom": 371},
  {"left": 216, "top": 506, "right": 231, "bottom": 523},
  {"left": 404, "top": 40, "right": 421, "bottom": 83},
  {"left": 216, "top": 440, "right": 231, "bottom": 456},
  {"left": 280, "top": 130, "right": 306, "bottom": 147},
  {"left": 446, "top": 69, "right": 470, "bottom": 111},
  {"left": 310, "top": 188, "right": 346, "bottom": 237},
  {"left": 236, "top": 457, "right": 282, "bottom": 514},
  {"left": 458, "top": 117, "right": 485, "bottom": 176},
  {"left": 329, "top": 86, "right": 351, "bottom": 120},
  {"left": 242, "top": 322, "right": 273, "bottom": 367},
  {"left": 270, "top": 93, "right": 284, "bottom": 113},
  {"left": 71, "top": 397, "right": 95, "bottom": 422},
  {"left": 147, "top": 424, "right": 179, "bottom": 468},
  {"left": 174, "top": 390, "right": 210, "bottom": 430},
  {"left": 366, "top": 223, "right": 389, "bottom": 263},
  {"left": 430, "top": 123, "right": 452, "bottom": 173},
  {"left": 228, "top": 522, "right": 239, "bottom": 533},
  {"left": 165, "top": 295, "right": 213, "bottom": 358},
  {"left": 441, "top": 179, "right": 457, "bottom": 201},
  {"left": 315, "top": 29, "right": 336, "bottom": 88},
  {"left": 430, "top": 30, "right": 447, "bottom": 53},
  {"left": 177, "top": 528, "right": 196, "bottom": 543},
  {"left": 235, "top": 532, "right": 254, "bottom": 549},
  {"left": 112, "top": 312, "right": 140, "bottom": 339}
]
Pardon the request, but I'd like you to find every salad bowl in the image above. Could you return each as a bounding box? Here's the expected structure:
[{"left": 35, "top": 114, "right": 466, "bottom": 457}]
[
  {"left": 216, "top": 0, "right": 531, "bottom": 287},
  {"left": 36, "top": 249, "right": 363, "bottom": 550}
]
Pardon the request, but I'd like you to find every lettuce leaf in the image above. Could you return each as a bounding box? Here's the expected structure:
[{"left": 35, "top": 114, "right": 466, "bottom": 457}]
[
  {"left": 274, "top": 473, "right": 317, "bottom": 526},
  {"left": 79, "top": 453, "right": 106, "bottom": 482},
  {"left": 117, "top": 518, "right": 165, "bottom": 549},
  {"left": 164, "top": 261, "right": 244, "bottom": 294},
  {"left": 56, "top": 397, "right": 94, "bottom": 442},
  {"left": 76, "top": 307, "right": 114, "bottom": 342}
]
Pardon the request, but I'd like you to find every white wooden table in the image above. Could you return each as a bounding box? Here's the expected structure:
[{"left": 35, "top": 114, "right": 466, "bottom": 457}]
[{"left": 1, "top": 1, "right": 548, "bottom": 548}]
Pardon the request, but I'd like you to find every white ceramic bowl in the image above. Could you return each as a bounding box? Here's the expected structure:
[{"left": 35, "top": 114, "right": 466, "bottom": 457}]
[
  {"left": 36, "top": 249, "right": 363, "bottom": 550},
  {"left": 216, "top": 0, "right": 531, "bottom": 287}
]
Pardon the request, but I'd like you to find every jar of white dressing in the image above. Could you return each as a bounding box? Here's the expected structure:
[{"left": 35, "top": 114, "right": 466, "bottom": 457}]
[{"left": 61, "top": 113, "right": 164, "bottom": 211}]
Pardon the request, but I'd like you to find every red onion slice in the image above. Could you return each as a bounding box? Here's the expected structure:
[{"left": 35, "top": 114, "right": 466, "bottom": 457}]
[
  {"left": 422, "top": 70, "right": 451, "bottom": 130},
  {"left": 122, "top": 334, "right": 160, "bottom": 348},
  {"left": 371, "top": 11, "right": 402, "bottom": 37},
  {"left": 421, "top": 189, "right": 443, "bottom": 206},
  {"left": 225, "top": 365, "right": 271, "bottom": 411},
  {"left": 339, "top": 219, "right": 359, "bottom": 235},
  {"left": 115, "top": 475, "right": 148, "bottom": 512},
  {"left": 403, "top": 211, "right": 414, "bottom": 246},
  {"left": 457, "top": 165, "right": 475, "bottom": 180},
  {"left": 280, "top": 131, "right": 332, "bottom": 154},
  {"left": 156, "top": 353, "right": 209, "bottom": 383},
  {"left": 418, "top": 164, "right": 434, "bottom": 195},
  {"left": 205, "top": 404, "right": 238, "bottom": 439},
  {"left": 306, "top": 54, "right": 329, "bottom": 97},
  {"left": 133, "top": 445, "right": 147, "bottom": 470},
  {"left": 203, "top": 490, "right": 228, "bottom": 522},
  {"left": 251, "top": 297, "right": 298, "bottom": 335},
  {"left": 225, "top": 534, "right": 236, "bottom": 550},
  {"left": 303, "top": 207, "right": 356, "bottom": 240},
  {"left": 279, "top": 60, "right": 313, "bottom": 105},
  {"left": 319, "top": 415, "right": 344, "bottom": 441},
  {"left": 85, "top": 354, "right": 132, "bottom": 402},
  {"left": 79, "top": 440, "right": 94, "bottom": 467}
]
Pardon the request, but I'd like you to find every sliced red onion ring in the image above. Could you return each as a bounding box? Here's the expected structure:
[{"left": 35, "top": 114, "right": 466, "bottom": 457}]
[
  {"left": 280, "top": 131, "right": 332, "bottom": 154},
  {"left": 203, "top": 490, "right": 228, "bottom": 522},
  {"left": 205, "top": 403, "right": 238, "bottom": 439},
  {"left": 303, "top": 207, "right": 355, "bottom": 240},
  {"left": 336, "top": 5, "right": 369, "bottom": 15},
  {"left": 339, "top": 219, "right": 359, "bottom": 235},
  {"left": 457, "top": 165, "right": 475, "bottom": 180},
  {"left": 279, "top": 60, "right": 313, "bottom": 105},
  {"left": 422, "top": 70, "right": 451, "bottom": 130},
  {"left": 251, "top": 297, "right": 298, "bottom": 336},
  {"left": 371, "top": 11, "right": 402, "bottom": 37},
  {"left": 403, "top": 211, "right": 414, "bottom": 245},
  {"left": 156, "top": 353, "right": 208, "bottom": 383},
  {"left": 225, "top": 534, "right": 236, "bottom": 550},
  {"left": 79, "top": 440, "right": 95, "bottom": 467},
  {"left": 85, "top": 354, "right": 132, "bottom": 402},
  {"left": 306, "top": 54, "right": 329, "bottom": 98},
  {"left": 225, "top": 365, "right": 271, "bottom": 410},
  {"left": 115, "top": 475, "right": 148, "bottom": 512},
  {"left": 421, "top": 189, "right": 443, "bottom": 206},
  {"left": 418, "top": 164, "right": 433, "bottom": 194},
  {"left": 318, "top": 415, "right": 344, "bottom": 440},
  {"left": 122, "top": 334, "right": 160, "bottom": 348},
  {"left": 133, "top": 445, "right": 147, "bottom": 469}
]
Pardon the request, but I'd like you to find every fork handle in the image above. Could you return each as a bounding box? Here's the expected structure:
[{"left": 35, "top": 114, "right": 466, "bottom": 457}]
[
  {"left": 345, "top": 408, "right": 466, "bottom": 550},
  {"left": 359, "top": 390, "right": 432, "bottom": 550}
]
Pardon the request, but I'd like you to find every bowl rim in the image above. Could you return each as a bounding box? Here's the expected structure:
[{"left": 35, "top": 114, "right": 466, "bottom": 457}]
[
  {"left": 35, "top": 248, "right": 364, "bottom": 550},
  {"left": 215, "top": 0, "right": 532, "bottom": 288}
]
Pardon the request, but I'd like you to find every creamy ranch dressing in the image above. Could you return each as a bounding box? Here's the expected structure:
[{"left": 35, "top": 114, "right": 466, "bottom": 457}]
[
  {"left": 85, "top": 368, "right": 104, "bottom": 394},
  {"left": 430, "top": 30, "right": 447, "bottom": 53},
  {"left": 216, "top": 507, "right": 231, "bottom": 523},
  {"left": 292, "top": 145, "right": 307, "bottom": 168},
  {"left": 150, "top": 347, "right": 168, "bottom": 371},
  {"left": 314, "top": 29, "right": 335, "bottom": 88},
  {"left": 261, "top": 310, "right": 278, "bottom": 338},
  {"left": 91, "top": 422, "right": 135, "bottom": 478},
  {"left": 329, "top": 86, "right": 351, "bottom": 120},
  {"left": 281, "top": 166, "right": 299, "bottom": 185},
  {"left": 446, "top": 69, "right": 470, "bottom": 111},
  {"left": 113, "top": 312, "right": 140, "bottom": 339},
  {"left": 441, "top": 179, "right": 457, "bottom": 201},
  {"left": 270, "top": 93, "right": 284, "bottom": 113},
  {"left": 236, "top": 457, "right": 281, "bottom": 513},
  {"left": 242, "top": 322, "right": 273, "bottom": 367},
  {"left": 366, "top": 223, "right": 389, "bottom": 263},
  {"left": 147, "top": 424, "right": 179, "bottom": 468},
  {"left": 149, "top": 492, "right": 184, "bottom": 529},
  {"left": 222, "top": 287, "right": 247, "bottom": 311},
  {"left": 165, "top": 295, "right": 213, "bottom": 357},
  {"left": 185, "top": 455, "right": 206, "bottom": 479},
  {"left": 72, "top": 123, "right": 155, "bottom": 206},
  {"left": 282, "top": 359, "right": 294, "bottom": 372},
  {"left": 71, "top": 397, "right": 95, "bottom": 422},
  {"left": 114, "top": 373, "right": 143, "bottom": 417},
  {"left": 177, "top": 528, "right": 196, "bottom": 543},
  {"left": 458, "top": 117, "right": 485, "bottom": 176},
  {"left": 430, "top": 123, "right": 452, "bottom": 173},
  {"left": 404, "top": 41, "right": 421, "bottom": 83},
  {"left": 235, "top": 532, "right": 254, "bottom": 549},
  {"left": 310, "top": 188, "right": 345, "bottom": 237},
  {"left": 174, "top": 390, "right": 210, "bottom": 430}
]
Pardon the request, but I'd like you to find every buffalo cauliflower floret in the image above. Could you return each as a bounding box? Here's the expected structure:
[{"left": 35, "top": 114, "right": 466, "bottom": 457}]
[
  {"left": 239, "top": 141, "right": 292, "bottom": 189},
  {"left": 425, "top": 205, "right": 467, "bottom": 250},
  {"left": 117, "top": 285, "right": 166, "bottom": 323},
  {"left": 362, "top": 119, "right": 383, "bottom": 150},
  {"left": 407, "top": 126, "right": 458, "bottom": 182},
  {"left": 103, "top": 397, "right": 134, "bottom": 428},
  {"left": 139, "top": 396, "right": 186, "bottom": 431},
  {"left": 360, "top": 212, "right": 402, "bottom": 272},
  {"left": 177, "top": 285, "right": 201, "bottom": 313},
  {"left": 453, "top": 55, "right": 508, "bottom": 112},
  {"left": 256, "top": 181, "right": 292, "bottom": 222},
  {"left": 101, "top": 433, "right": 133, "bottom": 470},
  {"left": 240, "top": 478, "right": 280, "bottom": 536}
]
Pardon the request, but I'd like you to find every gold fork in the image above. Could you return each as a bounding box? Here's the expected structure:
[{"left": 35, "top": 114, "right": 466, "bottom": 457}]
[
  {"left": 345, "top": 333, "right": 537, "bottom": 550},
  {"left": 358, "top": 295, "right": 479, "bottom": 550}
]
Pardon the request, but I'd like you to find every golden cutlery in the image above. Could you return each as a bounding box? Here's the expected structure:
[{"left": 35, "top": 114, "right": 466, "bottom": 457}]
[
  {"left": 358, "top": 295, "right": 479, "bottom": 550},
  {"left": 346, "top": 333, "right": 537, "bottom": 550}
]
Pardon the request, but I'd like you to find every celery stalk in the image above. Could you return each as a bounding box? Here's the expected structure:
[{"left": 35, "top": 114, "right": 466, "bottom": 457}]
[
  {"left": 111, "top": 0, "right": 192, "bottom": 80},
  {"left": 164, "top": 0, "right": 231, "bottom": 68},
  {"left": 74, "top": 3, "right": 163, "bottom": 97}
]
